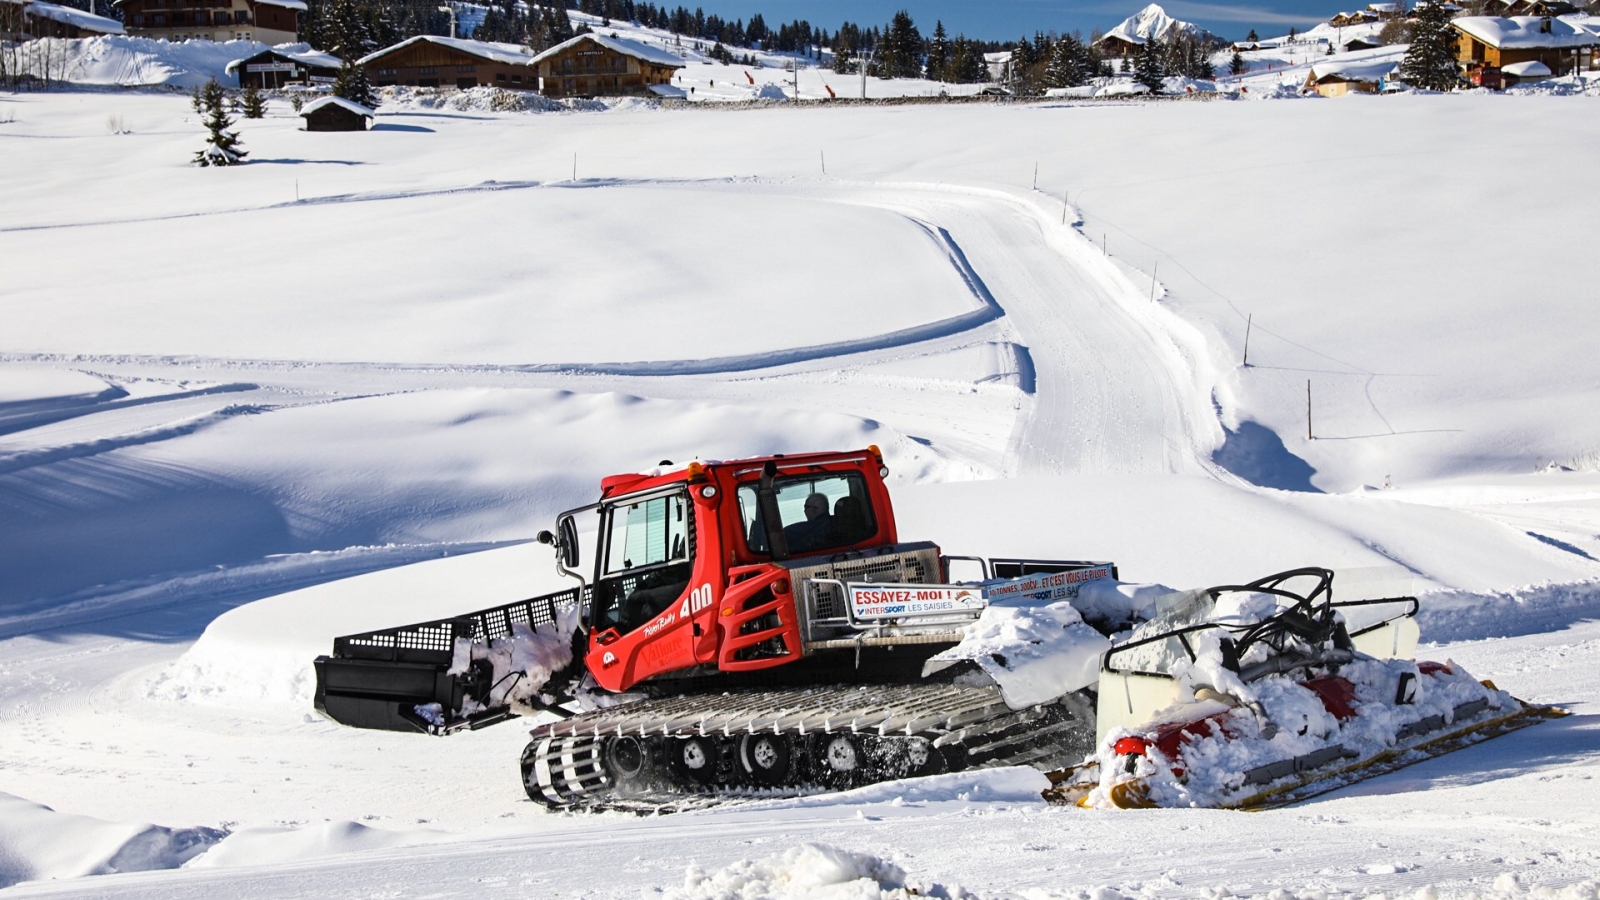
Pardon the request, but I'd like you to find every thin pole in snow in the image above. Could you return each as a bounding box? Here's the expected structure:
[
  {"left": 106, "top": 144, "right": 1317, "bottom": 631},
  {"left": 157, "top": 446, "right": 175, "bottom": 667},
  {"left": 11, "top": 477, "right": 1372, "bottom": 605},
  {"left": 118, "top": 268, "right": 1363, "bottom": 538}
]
[
  {"left": 1061, "top": 191, "right": 1069, "bottom": 225},
  {"left": 1032, "top": 161, "right": 1038, "bottom": 190},
  {"left": 821, "top": 149, "right": 826, "bottom": 175},
  {"left": 294, "top": 179, "right": 299, "bottom": 202},
  {"left": 1102, "top": 233, "right": 1107, "bottom": 256},
  {"left": 1243, "top": 313, "right": 1253, "bottom": 367},
  {"left": 1149, "top": 262, "right": 1158, "bottom": 301},
  {"left": 1307, "top": 380, "right": 1314, "bottom": 441},
  {"left": 572, "top": 152, "right": 577, "bottom": 181}
]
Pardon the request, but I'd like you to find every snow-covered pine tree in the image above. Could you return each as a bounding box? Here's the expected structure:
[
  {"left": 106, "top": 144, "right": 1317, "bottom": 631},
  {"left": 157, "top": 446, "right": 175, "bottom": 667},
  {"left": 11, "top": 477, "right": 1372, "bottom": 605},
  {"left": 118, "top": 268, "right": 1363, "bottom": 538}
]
[
  {"left": 1045, "top": 34, "right": 1090, "bottom": 88},
  {"left": 1229, "top": 50, "right": 1246, "bottom": 75},
  {"left": 190, "top": 83, "right": 204, "bottom": 114},
  {"left": 334, "top": 60, "right": 377, "bottom": 109},
  {"left": 1134, "top": 38, "right": 1165, "bottom": 91},
  {"left": 241, "top": 81, "right": 265, "bottom": 118},
  {"left": 193, "top": 79, "right": 246, "bottom": 167},
  {"left": 1402, "top": 0, "right": 1459, "bottom": 91}
]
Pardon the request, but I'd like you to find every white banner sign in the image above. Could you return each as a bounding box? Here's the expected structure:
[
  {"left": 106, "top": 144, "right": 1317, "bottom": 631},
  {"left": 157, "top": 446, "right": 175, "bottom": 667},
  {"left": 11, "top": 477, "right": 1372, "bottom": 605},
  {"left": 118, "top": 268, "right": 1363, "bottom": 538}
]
[
  {"left": 308, "top": 75, "right": 336, "bottom": 83},
  {"left": 981, "top": 565, "right": 1115, "bottom": 604},
  {"left": 848, "top": 584, "right": 986, "bottom": 621},
  {"left": 246, "top": 62, "right": 296, "bottom": 73}
]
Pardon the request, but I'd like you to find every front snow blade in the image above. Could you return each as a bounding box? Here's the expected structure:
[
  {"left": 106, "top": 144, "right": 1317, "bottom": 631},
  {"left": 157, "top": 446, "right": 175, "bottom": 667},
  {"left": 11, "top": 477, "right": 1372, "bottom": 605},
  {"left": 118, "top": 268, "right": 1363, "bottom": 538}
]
[{"left": 313, "top": 586, "right": 587, "bottom": 734}]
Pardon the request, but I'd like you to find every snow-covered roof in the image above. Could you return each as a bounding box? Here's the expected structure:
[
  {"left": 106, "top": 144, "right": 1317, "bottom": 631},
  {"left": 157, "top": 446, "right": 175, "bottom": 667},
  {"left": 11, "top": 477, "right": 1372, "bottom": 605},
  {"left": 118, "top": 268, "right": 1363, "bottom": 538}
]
[
  {"left": 1309, "top": 59, "right": 1400, "bottom": 82},
  {"left": 18, "top": 0, "right": 125, "bottom": 34},
  {"left": 357, "top": 35, "right": 534, "bottom": 67},
  {"left": 526, "top": 32, "right": 685, "bottom": 68},
  {"left": 1561, "top": 13, "right": 1600, "bottom": 36},
  {"left": 300, "top": 96, "right": 375, "bottom": 117},
  {"left": 1367, "top": 2, "right": 1403, "bottom": 11},
  {"left": 647, "top": 83, "right": 687, "bottom": 98},
  {"left": 1502, "top": 59, "right": 1554, "bottom": 75},
  {"left": 1452, "top": 15, "right": 1599, "bottom": 48},
  {"left": 225, "top": 47, "right": 343, "bottom": 75},
  {"left": 252, "top": 0, "right": 307, "bottom": 9}
]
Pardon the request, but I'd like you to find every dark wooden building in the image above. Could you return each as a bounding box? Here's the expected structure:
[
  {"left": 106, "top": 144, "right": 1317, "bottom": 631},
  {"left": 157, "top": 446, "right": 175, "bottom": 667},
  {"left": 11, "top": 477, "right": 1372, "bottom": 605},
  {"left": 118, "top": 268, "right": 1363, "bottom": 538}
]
[
  {"left": 359, "top": 35, "right": 537, "bottom": 90},
  {"left": 528, "top": 33, "right": 684, "bottom": 98},
  {"left": 113, "top": 0, "right": 302, "bottom": 44},
  {"left": 2, "top": 0, "right": 124, "bottom": 39},
  {"left": 226, "top": 47, "right": 341, "bottom": 89},
  {"left": 299, "top": 96, "right": 374, "bottom": 131}
]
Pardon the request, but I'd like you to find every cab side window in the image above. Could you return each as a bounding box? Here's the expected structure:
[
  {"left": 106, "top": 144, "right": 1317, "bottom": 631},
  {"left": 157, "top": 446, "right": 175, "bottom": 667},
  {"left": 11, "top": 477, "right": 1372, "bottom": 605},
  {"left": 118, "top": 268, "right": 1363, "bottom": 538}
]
[{"left": 594, "top": 492, "right": 694, "bottom": 634}]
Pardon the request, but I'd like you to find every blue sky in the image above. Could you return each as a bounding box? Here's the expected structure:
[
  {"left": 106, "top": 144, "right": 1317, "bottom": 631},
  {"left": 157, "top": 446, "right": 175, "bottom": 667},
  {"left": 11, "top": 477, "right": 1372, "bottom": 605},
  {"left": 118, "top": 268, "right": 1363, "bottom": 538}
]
[{"left": 676, "top": 1, "right": 1340, "bottom": 42}]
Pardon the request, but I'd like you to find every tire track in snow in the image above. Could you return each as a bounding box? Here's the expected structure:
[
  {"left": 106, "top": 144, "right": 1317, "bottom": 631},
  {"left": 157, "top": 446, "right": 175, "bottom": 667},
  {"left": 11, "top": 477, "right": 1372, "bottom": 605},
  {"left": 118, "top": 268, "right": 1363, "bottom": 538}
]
[{"left": 0, "top": 404, "right": 273, "bottom": 477}]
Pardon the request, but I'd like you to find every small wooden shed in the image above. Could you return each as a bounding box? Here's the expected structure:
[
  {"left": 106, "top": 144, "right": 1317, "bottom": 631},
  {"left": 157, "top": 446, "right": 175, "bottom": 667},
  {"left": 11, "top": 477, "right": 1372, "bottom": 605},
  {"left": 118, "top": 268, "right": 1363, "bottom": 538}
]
[
  {"left": 299, "top": 96, "right": 375, "bottom": 132},
  {"left": 1303, "top": 58, "right": 1399, "bottom": 95}
]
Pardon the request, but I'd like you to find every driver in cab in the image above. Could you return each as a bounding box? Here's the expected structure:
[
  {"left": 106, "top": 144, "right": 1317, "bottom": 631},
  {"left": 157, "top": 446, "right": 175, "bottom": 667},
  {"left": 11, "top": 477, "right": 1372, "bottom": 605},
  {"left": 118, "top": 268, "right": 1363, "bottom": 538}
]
[{"left": 783, "top": 493, "right": 832, "bottom": 554}]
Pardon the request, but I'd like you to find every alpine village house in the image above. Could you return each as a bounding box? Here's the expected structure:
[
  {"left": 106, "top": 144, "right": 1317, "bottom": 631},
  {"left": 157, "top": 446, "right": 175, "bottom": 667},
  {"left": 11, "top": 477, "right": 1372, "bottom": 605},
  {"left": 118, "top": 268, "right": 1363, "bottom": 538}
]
[
  {"left": 114, "top": 0, "right": 301, "bottom": 43},
  {"left": 357, "top": 32, "right": 683, "bottom": 97}
]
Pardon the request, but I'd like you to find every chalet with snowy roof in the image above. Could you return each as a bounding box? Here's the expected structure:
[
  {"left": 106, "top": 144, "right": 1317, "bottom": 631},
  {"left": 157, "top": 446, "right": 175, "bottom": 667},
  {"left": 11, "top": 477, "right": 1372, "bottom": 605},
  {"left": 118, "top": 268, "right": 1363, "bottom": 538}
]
[
  {"left": 1366, "top": 2, "right": 1405, "bottom": 19},
  {"left": 1343, "top": 35, "right": 1385, "bottom": 51},
  {"left": 299, "top": 96, "right": 373, "bottom": 131},
  {"left": 1452, "top": 15, "right": 1598, "bottom": 84},
  {"left": 359, "top": 35, "right": 535, "bottom": 90},
  {"left": 527, "top": 33, "right": 684, "bottom": 98},
  {"left": 0, "top": 0, "right": 124, "bottom": 39},
  {"left": 225, "top": 46, "right": 340, "bottom": 89},
  {"left": 114, "top": 0, "right": 301, "bottom": 43},
  {"left": 1303, "top": 58, "right": 1399, "bottom": 95},
  {"left": 1483, "top": 0, "right": 1577, "bottom": 15}
]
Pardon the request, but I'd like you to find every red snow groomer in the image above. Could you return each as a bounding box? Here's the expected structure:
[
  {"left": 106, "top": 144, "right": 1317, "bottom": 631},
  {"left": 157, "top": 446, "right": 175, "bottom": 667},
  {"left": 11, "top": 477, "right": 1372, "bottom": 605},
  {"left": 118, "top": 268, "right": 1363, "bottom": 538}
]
[
  {"left": 1043, "top": 568, "right": 1567, "bottom": 810},
  {"left": 312, "top": 449, "right": 1561, "bottom": 811}
]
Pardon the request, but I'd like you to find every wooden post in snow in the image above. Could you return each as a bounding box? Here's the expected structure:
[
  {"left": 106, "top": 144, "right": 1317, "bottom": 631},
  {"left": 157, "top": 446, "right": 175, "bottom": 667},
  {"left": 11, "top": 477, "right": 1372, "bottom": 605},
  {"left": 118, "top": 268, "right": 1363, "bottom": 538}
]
[
  {"left": 1307, "top": 380, "right": 1314, "bottom": 441},
  {"left": 1243, "top": 313, "right": 1253, "bottom": 367},
  {"left": 1033, "top": 161, "right": 1039, "bottom": 190},
  {"left": 1149, "top": 262, "right": 1158, "bottom": 301}
]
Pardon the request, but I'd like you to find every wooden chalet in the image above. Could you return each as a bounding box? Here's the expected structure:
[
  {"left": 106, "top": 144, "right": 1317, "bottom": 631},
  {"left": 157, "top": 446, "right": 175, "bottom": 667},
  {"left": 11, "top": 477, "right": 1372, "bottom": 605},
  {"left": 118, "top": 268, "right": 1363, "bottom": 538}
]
[
  {"left": 299, "top": 96, "right": 373, "bottom": 131},
  {"left": 226, "top": 46, "right": 340, "bottom": 89},
  {"left": 1, "top": 0, "right": 124, "bottom": 38},
  {"left": 1453, "top": 15, "right": 1598, "bottom": 84},
  {"left": 1303, "top": 58, "right": 1398, "bottom": 95},
  {"left": 113, "top": 0, "right": 301, "bottom": 44},
  {"left": 527, "top": 33, "right": 684, "bottom": 98},
  {"left": 1096, "top": 33, "right": 1146, "bottom": 56},
  {"left": 1343, "top": 35, "right": 1385, "bottom": 51},
  {"left": 1366, "top": 1, "right": 1405, "bottom": 18},
  {"left": 1482, "top": 0, "right": 1577, "bottom": 15},
  {"left": 359, "top": 35, "right": 536, "bottom": 90}
]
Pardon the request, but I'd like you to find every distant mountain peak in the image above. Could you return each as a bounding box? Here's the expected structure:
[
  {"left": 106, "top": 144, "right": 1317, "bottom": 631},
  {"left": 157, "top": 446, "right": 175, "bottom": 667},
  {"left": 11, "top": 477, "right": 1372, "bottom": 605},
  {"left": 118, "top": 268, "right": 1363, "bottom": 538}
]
[{"left": 1103, "top": 3, "right": 1217, "bottom": 45}]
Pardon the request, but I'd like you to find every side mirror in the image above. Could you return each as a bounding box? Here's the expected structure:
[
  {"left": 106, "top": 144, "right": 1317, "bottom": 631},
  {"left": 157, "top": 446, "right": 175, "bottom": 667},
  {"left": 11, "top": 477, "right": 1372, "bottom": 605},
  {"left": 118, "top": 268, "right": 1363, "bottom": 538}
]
[{"left": 557, "top": 516, "right": 580, "bottom": 570}]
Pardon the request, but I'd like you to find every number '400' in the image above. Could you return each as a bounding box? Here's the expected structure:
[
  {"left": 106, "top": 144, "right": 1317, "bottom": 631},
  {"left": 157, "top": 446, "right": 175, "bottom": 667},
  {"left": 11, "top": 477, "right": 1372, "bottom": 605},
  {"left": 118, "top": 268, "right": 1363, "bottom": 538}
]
[{"left": 679, "top": 584, "right": 714, "bottom": 618}]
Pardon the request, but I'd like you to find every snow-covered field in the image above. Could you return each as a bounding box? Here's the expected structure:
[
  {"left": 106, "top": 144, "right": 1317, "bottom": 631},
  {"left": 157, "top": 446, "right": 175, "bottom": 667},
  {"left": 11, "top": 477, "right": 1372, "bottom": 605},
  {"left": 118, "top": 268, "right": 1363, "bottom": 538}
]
[{"left": 3, "top": 53, "right": 1600, "bottom": 899}]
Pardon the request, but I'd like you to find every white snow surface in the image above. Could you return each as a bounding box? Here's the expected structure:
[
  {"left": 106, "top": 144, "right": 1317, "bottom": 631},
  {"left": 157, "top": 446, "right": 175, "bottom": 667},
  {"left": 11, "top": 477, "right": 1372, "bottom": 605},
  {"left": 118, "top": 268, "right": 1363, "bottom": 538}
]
[{"left": 5, "top": 46, "right": 1600, "bottom": 900}]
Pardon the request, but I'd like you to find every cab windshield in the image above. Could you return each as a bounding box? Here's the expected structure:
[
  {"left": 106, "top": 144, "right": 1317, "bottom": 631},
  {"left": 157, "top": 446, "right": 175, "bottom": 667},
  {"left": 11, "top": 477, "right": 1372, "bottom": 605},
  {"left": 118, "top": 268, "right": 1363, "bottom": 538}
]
[{"left": 737, "top": 471, "right": 876, "bottom": 557}]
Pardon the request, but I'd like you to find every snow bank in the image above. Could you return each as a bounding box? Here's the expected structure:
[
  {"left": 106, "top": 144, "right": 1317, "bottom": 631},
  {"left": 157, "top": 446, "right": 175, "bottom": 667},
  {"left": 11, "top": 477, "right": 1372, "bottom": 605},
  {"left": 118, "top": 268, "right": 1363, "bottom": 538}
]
[
  {"left": 185, "top": 819, "right": 448, "bottom": 869},
  {"left": 22, "top": 34, "right": 272, "bottom": 87},
  {"left": 667, "top": 842, "right": 970, "bottom": 900},
  {"left": 1417, "top": 578, "right": 1600, "bottom": 643},
  {"left": 0, "top": 792, "right": 223, "bottom": 888}
]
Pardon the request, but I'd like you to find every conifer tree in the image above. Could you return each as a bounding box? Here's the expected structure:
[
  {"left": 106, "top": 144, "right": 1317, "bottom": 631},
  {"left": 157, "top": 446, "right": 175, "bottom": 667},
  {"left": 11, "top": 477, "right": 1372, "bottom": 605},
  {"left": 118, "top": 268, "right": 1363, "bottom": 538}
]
[
  {"left": 926, "top": 20, "right": 949, "bottom": 81},
  {"left": 1045, "top": 34, "right": 1090, "bottom": 87},
  {"left": 193, "top": 79, "right": 246, "bottom": 167},
  {"left": 1402, "top": 0, "right": 1458, "bottom": 90},
  {"left": 1229, "top": 50, "right": 1246, "bottom": 75},
  {"left": 1134, "top": 38, "right": 1165, "bottom": 91},
  {"left": 1246, "top": 28, "right": 1259, "bottom": 41},
  {"left": 241, "top": 80, "right": 266, "bottom": 118},
  {"left": 334, "top": 60, "right": 377, "bottom": 108}
]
